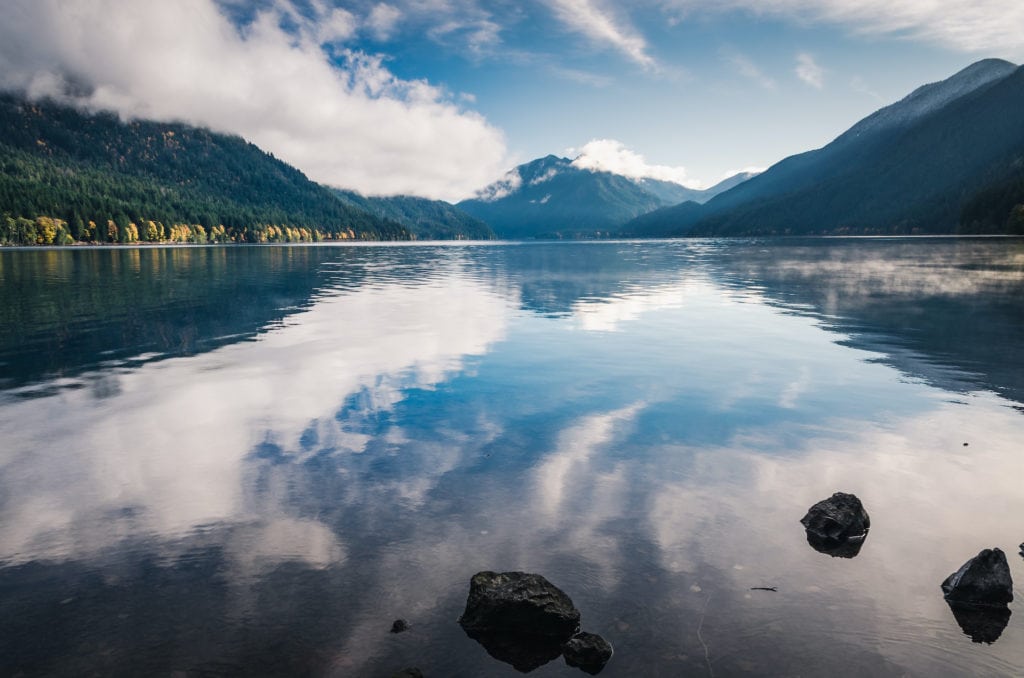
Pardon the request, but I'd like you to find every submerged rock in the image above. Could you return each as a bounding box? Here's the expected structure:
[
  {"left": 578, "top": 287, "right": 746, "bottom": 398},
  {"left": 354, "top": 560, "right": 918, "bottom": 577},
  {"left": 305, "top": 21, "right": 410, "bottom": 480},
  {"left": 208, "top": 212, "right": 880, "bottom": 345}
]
[
  {"left": 458, "top": 571, "right": 581, "bottom": 638},
  {"left": 562, "top": 632, "right": 613, "bottom": 675},
  {"left": 804, "top": 530, "right": 867, "bottom": 559},
  {"left": 390, "top": 669, "right": 423, "bottom": 678},
  {"left": 946, "top": 601, "right": 1012, "bottom": 644},
  {"left": 390, "top": 619, "right": 410, "bottom": 633},
  {"left": 800, "top": 492, "right": 870, "bottom": 544},
  {"left": 941, "top": 548, "right": 1013, "bottom": 605},
  {"left": 464, "top": 627, "right": 566, "bottom": 672}
]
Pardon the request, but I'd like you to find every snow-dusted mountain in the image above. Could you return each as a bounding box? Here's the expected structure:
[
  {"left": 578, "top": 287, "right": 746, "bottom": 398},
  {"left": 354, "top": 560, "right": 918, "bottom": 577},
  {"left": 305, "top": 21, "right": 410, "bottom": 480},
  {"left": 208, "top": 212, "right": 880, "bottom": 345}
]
[{"left": 458, "top": 155, "right": 756, "bottom": 239}]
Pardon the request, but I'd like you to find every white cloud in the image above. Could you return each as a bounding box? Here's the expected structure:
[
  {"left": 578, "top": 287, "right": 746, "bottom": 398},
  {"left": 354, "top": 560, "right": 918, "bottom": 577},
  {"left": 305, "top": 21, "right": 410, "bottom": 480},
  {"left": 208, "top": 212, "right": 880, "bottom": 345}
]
[
  {"left": 0, "top": 0, "right": 509, "bottom": 201},
  {"left": 550, "top": 0, "right": 656, "bottom": 68},
  {"left": 473, "top": 167, "right": 523, "bottom": 201},
  {"left": 366, "top": 3, "right": 402, "bottom": 40},
  {"left": 722, "top": 48, "right": 776, "bottom": 89},
  {"left": 426, "top": 16, "right": 504, "bottom": 58},
  {"left": 571, "top": 138, "right": 699, "bottom": 187},
  {"left": 795, "top": 52, "right": 824, "bottom": 88},
  {"left": 661, "top": 0, "right": 1024, "bottom": 55},
  {"left": 547, "top": 65, "right": 616, "bottom": 88},
  {"left": 720, "top": 166, "right": 766, "bottom": 180},
  {"left": 314, "top": 4, "right": 358, "bottom": 44}
]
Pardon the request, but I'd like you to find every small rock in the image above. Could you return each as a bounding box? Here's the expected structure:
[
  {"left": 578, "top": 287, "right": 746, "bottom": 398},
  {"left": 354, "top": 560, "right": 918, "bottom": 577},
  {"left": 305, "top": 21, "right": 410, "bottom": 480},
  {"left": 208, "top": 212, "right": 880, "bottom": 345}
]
[
  {"left": 800, "top": 492, "right": 870, "bottom": 543},
  {"left": 390, "top": 619, "right": 410, "bottom": 634},
  {"left": 458, "top": 571, "right": 580, "bottom": 638},
  {"left": 1019, "top": 542, "right": 1023, "bottom": 558},
  {"left": 390, "top": 669, "right": 423, "bottom": 678},
  {"left": 562, "top": 632, "right": 613, "bottom": 675},
  {"left": 941, "top": 548, "right": 1013, "bottom": 605}
]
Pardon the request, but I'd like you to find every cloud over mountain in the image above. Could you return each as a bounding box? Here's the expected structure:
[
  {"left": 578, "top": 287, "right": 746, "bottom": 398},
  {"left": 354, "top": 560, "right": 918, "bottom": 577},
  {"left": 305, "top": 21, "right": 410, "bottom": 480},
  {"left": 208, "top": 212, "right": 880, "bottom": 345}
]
[
  {"left": 0, "top": 0, "right": 509, "bottom": 201},
  {"left": 571, "top": 139, "right": 698, "bottom": 187}
]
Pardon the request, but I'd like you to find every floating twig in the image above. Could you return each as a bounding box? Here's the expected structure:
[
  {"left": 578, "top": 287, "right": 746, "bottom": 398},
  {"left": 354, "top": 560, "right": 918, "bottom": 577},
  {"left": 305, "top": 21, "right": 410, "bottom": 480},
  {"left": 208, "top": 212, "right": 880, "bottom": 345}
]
[{"left": 697, "top": 593, "right": 714, "bottom": 678}]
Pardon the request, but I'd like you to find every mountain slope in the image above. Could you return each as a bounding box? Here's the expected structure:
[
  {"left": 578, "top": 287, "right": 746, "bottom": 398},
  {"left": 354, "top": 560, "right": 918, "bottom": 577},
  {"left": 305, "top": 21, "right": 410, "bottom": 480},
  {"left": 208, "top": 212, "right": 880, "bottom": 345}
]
[
  {"left": 0, "top": 93, "right": 409, "bottom": 244},
  {"left": 959, "top": 160, "right": 1024, "bottom": 233},
  {"left": 332, "top": 189, "right": 494, "bottom": 240},
  {"left": 628, "top": 59, "right": 1023, "bottom": 237},
  {"left": 458, "top": 155, "right": 754, "bottom": 238}
]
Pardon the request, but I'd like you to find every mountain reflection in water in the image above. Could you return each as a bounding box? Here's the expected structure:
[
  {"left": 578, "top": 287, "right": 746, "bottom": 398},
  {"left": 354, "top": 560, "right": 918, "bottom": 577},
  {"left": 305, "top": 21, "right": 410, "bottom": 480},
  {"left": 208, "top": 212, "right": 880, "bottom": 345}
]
[{"left": 0, "top": 239, "right": 1022, "bottom": 677}]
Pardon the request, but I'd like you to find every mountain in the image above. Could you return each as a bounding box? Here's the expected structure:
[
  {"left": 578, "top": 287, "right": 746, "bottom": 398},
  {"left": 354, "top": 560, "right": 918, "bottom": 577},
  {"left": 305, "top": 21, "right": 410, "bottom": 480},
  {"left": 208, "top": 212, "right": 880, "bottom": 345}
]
[
  {"left": 959, "top": 158, "right": 1024, "bottom": 233},
  {"left": 457, "top": 155, "right": 755, "bottom": 239},
  {"left": 0, "top": 93, "right": 410, "bottom": 244},
  {"left": 627, "top": 59, "right": 1024, "bottom": 237},
  {"left": 332, "top": 189, "right": 494, "bottom": 240},
  {"left": 636, "top": 170, "right": 758, "bottom": 205}
]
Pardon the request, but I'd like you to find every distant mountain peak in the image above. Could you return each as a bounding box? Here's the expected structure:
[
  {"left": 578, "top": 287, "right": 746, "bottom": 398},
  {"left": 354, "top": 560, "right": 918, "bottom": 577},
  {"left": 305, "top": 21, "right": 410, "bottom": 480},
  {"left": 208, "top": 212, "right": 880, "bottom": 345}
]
[{"left": 460, "top": 153, "right": 759, "bottom": 238}]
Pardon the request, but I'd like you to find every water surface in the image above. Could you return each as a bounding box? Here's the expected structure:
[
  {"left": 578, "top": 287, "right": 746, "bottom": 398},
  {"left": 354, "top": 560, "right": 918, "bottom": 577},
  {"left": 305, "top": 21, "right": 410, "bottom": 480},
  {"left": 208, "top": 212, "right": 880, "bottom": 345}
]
[{"left": 1, "top": 239, "right": 1023, "bottom": 677}]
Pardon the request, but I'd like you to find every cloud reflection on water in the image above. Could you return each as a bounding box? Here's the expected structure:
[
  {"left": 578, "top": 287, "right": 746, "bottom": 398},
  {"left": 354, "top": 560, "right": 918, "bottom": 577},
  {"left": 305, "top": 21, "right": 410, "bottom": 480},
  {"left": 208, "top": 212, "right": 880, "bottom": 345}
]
[
  {"left": 0, "top": 269, "right": 512, "bottom": 567},
  {"left": 2, "top": 241, "right": 1024, "bottom": 676}
]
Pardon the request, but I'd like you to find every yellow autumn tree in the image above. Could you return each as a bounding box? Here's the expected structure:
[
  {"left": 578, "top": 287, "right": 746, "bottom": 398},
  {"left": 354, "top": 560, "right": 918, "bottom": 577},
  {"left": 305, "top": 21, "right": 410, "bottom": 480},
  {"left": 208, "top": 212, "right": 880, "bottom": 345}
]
[{"left": 35, "top": 216, "right": 57, "bottom": 245}]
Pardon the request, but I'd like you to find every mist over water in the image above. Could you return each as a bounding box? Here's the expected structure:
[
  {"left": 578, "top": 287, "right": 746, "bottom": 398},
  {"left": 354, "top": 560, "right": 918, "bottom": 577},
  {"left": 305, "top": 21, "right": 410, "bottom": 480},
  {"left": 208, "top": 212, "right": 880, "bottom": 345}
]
[{"left": 1, "top": 239, "right": 1023, "bottom": 677}]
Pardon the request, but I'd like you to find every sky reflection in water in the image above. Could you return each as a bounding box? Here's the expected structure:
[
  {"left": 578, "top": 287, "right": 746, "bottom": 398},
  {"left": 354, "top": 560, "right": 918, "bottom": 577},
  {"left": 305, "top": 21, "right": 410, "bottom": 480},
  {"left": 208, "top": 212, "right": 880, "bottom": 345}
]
[{"left": 1, "top": 240, "right": 1023, "bottom": 677}]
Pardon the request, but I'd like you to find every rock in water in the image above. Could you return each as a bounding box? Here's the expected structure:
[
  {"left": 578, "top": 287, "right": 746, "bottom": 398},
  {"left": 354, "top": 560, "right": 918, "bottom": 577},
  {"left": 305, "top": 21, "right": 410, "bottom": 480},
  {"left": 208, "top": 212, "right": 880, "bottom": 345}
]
[
  {"left": 800, "top": 492, "right": 870, "bottom": 543},
  {"left": 941, "top": 548, "right": 1013, "bottom": 605},
  {"left": 1019, "top": 542, "right": 1023, "bottom": 558},
  {"left": 562, "top": 632, "right": 613, "bottom": 675},
  {"left": 458, "top": 571, "right": 581, "bottom": 638},
  {"left": 390, "top": 669, "right": 423, "bottom": 678},
  {"left": 390, "top": 619, "right": 410, "bottom": 633}
]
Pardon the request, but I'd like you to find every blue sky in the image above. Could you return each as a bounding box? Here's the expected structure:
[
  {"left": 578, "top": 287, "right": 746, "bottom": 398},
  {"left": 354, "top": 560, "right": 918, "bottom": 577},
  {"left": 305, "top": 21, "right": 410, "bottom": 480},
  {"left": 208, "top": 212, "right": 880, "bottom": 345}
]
[{"left": 0, "top": 1, "right": 1021, "bottom": 199}]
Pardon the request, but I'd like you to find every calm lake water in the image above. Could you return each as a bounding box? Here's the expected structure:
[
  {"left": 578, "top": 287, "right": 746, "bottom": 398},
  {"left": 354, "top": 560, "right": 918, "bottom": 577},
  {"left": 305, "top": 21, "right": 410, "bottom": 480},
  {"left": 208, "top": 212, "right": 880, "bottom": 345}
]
[{"left": 1, "top": 239, "right": 1023, "bottom": 677}]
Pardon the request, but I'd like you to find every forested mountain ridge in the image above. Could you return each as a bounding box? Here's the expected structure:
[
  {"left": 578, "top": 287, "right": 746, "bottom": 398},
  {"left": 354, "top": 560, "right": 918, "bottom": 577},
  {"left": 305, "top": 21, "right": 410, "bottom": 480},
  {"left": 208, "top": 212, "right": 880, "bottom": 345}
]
[
  {"left": 625, "top": 59, "right": 1024, "bottom": 237},
  {"left": 0, "top": 93, "right": 410, "bottom": 245},
  {"left": 332, "top": 189, "right": 495, "bottom": 240}
]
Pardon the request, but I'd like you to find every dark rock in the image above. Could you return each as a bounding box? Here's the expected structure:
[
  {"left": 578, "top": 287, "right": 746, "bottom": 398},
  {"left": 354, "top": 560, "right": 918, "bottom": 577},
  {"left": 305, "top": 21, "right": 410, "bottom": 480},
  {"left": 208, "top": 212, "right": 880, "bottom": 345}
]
[
  {"left": 941, "top": 548, "right": 1013, "bottom": 605},
  {"left": 1019, "top": 542, "right": 1023, "bottom": 558},
  {"left": 946, "top": 601, "right": 1012, "bottom": 644},
  {"left": 805, "top": 530, "right": 867, "bottom": 559},
  {"left": 458, "top": 571, "right": 581, "bottom": 638},
  {"left": 463, "top": 628, "right": 565, "bottom": 673},
  {"left": 562, "top": 632, "right": 613, "bottom": 675},
  {"left": 390, "top": 669, "right": 423, "bottom": 678},
  {"left": 800, "top": 492, "right": 870, "bottom": 544},
  {"left": 390, "top": 619, "right": 410, "bottom": 633}
]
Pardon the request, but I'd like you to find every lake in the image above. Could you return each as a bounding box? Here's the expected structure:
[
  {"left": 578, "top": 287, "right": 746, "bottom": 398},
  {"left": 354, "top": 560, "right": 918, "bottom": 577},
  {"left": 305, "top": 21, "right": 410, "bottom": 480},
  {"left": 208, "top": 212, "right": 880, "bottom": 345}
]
[{"left": 1, "top": 239, "right": 1023, "bottom": 677}]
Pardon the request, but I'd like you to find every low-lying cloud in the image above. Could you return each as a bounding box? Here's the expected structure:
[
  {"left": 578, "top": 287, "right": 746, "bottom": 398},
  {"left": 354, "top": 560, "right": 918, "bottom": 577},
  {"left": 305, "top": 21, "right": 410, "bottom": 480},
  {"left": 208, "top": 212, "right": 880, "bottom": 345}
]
[
  {"left": 0, "top": 0, "right": 509, "bottom": 201},
  {"left": 571, "top": 138, "right": 699, "bottom": 187}
]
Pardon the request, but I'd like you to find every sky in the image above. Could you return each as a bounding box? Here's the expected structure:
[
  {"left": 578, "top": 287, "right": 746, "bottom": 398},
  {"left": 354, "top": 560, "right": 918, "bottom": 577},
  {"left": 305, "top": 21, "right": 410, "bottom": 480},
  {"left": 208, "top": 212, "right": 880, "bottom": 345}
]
[{"left": 0, "top": 1, "right": 1021, "bottom": 201}]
